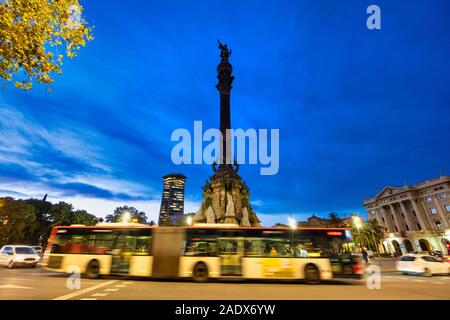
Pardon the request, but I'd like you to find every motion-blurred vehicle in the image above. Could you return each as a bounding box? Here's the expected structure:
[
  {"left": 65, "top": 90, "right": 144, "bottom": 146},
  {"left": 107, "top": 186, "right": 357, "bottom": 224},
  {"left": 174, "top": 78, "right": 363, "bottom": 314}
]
[
  {"left": 43, "top": 224, "right": 361, "bottom": 283},
  {"left": 0, "top": 245, "right": 41, "bottom": 268},
  {"left": 430, "top": 250, "right": 444, "bottom": 259},
  {"left": 396, "top": 254, "right": 450, "bottom": 277},
  {"left": 330, "top": 253, "right": 363, "bottom": 279},
  {"left": 32, "top": 246, "right": 43, "bottom": 255}
]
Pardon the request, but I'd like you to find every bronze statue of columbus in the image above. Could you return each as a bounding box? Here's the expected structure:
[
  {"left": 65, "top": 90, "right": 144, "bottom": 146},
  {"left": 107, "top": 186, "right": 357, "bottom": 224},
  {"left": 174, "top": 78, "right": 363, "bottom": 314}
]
[{"left": 217, "top": 39, "right": 231, "bottom": 59}]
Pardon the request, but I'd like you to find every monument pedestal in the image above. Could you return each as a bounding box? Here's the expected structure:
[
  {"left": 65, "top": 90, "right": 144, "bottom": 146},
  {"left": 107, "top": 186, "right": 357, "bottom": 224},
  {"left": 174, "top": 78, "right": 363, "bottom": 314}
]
[{"left": 193, "top": 164, "right": 260, "bottom": 226}]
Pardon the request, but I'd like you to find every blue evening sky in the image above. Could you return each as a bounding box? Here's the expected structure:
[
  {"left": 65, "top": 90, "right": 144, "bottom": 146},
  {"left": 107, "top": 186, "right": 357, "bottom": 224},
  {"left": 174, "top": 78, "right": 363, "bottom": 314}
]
[{"left": 0, "top": 0, "right": 449, "bottom": 225}]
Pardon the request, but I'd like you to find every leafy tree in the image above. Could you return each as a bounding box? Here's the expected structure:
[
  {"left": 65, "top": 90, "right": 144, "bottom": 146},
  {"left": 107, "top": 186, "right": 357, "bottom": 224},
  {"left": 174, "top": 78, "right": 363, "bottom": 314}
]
[
  {"left": 24, "top": 198, "right": 52, "bottom": 244},
  {"left": 72, "top": 209, "right": 97, "bottom": 225},
  {"left": 0, "top": 198, "right": 39, "bottom": 245},
  {"left": 105, "top": 206, "right": 149, "bottom": 224},
  {"left": 0, "top": 0, "right": 93, "bottom": 90},
  {"left": 50, "top": 201, "right": 74, "bottom": 226},
  {"left": 0, "top": 197, "right": 99, "bottom": 246}
]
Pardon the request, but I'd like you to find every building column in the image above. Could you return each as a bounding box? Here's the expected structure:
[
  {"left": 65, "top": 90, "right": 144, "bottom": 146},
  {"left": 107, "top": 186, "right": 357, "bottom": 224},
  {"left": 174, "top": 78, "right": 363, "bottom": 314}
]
[
  {"left": 399, "top": 201, "right": 415, "bottom": 232},
  {"left": 410, "top": 199, "right": 430, "bottom": 231},
  {"left": 389, "top": 203, "right": 403, "bottom": 232},
  {"left": 374, "top": 209, "right": 385, "bottom": 229},
  {"left": 380, "top": 206, "right": 394, "bottom": 232},
  {"left": 433, "top": 197, "right": 450, "bottom": 229}
]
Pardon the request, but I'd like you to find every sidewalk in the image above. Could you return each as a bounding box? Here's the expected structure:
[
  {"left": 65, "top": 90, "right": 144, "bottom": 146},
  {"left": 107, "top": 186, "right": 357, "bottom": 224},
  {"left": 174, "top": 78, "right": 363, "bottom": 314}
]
[{"left": 363, "top": 257, "right": 397, "bottom": 273}]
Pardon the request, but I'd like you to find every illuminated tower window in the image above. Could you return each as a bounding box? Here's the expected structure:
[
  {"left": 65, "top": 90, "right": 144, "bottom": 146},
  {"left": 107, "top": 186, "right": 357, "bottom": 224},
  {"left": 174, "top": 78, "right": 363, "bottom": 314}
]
[{"left": 158, "top": 174, "right": 186, "bottom": 226}]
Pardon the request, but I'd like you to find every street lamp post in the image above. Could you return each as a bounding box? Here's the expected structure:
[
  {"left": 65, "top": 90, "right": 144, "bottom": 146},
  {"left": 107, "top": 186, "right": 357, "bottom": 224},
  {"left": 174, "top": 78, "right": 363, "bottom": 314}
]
[{"left": 288, "top": 216, "right": 297, "bottom": 254}]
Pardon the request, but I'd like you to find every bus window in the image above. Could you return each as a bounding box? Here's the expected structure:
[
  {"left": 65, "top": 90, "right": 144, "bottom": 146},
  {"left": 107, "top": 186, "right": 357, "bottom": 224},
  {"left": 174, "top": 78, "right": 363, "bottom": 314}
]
[
  {"left": 244, "top": 238, "right": 265, "bottom": 256},
  {"left": 218, "top": 238, "right": 245, "bottom": 256},
  {"left": 244, "top": 238, "right": 293, "bottom": 257},
  {"left": 122, "top": 235, "right": 152, "bottom": 256},
  {"left": 184, "top": 239, "right": 217, "bottom": 256}
]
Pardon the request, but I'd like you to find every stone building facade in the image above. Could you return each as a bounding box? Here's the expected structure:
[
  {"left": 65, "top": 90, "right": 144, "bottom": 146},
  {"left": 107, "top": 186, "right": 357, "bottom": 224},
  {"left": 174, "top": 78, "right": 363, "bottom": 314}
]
[
  {"left": 364, "top": 175, "right": 450, "bottom": 255},
  {"left": 297, "top": 214, "right": 352, "bottom": 228}
]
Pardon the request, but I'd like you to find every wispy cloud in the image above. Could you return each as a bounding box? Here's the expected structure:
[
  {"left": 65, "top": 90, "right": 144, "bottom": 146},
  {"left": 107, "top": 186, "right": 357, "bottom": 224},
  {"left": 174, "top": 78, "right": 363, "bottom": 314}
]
[{"left": 0, "top": 105, "right": 157, "bottom": 202}]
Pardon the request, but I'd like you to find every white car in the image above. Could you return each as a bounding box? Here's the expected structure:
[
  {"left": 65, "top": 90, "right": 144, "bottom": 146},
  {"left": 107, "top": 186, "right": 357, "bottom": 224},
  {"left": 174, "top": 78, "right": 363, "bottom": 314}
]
[
  {"left": 32, "top": 246, "right": 43, "bottom": 255},
  {"left": 396, "top": 254, "right": 450, "bottom": 277},
  {"left": 0, "top": 245, "right": 41, "bottom": 269}
]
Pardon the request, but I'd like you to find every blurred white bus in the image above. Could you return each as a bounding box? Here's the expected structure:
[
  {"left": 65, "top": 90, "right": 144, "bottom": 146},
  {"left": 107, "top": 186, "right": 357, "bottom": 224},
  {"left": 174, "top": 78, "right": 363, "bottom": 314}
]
[{"left": 43, "top": 224, "right": 360, "bottom": 284}]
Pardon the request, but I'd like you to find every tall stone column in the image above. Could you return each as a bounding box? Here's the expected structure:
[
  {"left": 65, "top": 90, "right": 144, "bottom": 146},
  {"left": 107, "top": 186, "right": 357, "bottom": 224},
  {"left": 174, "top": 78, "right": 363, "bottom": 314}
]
[
  {"left": 410, "top": 199, "right": 430, "bottom": 231},
  {"left": 380, "top": 206, "right": 394, "bottom": 232},
  {"left": 375, "top": 210, "right": 385, "bottom": 229},
  {"left": 216, "top": 41, "right": 234, "bottom": 165},
  {"left": 399, "top": 201, "right": 415, "bottom": 231},
  {"left": 433, "top": 197, "right": 450, "bottom": 228},
  {"left": 389, "top": 203, "right": 403, "bottom": 232}
]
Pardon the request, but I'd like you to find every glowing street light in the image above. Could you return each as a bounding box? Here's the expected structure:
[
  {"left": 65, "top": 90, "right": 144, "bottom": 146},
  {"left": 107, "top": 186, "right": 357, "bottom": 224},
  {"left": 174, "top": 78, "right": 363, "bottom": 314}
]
[
  {"left": 352, "top": 215, "right": 363, "bottom": 229},
  {"left": 288, "top": 217, "right": 297, "bottom": 229},
  {"left": 122, "top": 210, "right": 131, "bottom": 224},
  {"left": 186, "top": 216, "right": 193, "bottom": 226},
  {"left": 288, "top": 216, "right": 297, "bottom": 253}
]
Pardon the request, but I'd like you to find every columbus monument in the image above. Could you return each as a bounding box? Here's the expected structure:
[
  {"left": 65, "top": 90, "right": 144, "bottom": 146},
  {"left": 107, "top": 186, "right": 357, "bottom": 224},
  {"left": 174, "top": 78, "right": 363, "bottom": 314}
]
[{"left": 193, "top": 41, "right": 260, "bottom": 226}]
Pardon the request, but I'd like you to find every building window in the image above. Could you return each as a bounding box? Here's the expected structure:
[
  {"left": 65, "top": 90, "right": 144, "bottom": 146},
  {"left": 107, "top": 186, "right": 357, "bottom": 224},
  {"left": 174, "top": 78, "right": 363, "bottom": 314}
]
[
  {"left": 405, "top": 224, "right": 410, "bottom": 231},
  {"left": 401, "top": 212, "right": 405, "bottom": 219},
  {"left": 394, "top": 226, "right": 399, "bottom": 232},
  {"left": 412, "top": 210, "right": 416, "bottom": 217},
  {"left": 434, "top": 220, "right": 442, "bottom": 230},
  {"left": 438, "top": 193, "right": 447, "bottom": 200},
  {"left": 391, "top": 215, "right": 394, "bottom": 221},
  {"left": 430, "top": 207, "right": 438, "bottom": 215},
  {"left": 425, "top": 197, "right": 433, "bottom": 203},
  {"left": 417, "top": 223, "right": 421, "bottom": 230},
  {"left": 382, "top": 217, "right": 385, "bottom": 223},
  {"left": 445, "top": 205, "right": 450, "bottom": 213}
]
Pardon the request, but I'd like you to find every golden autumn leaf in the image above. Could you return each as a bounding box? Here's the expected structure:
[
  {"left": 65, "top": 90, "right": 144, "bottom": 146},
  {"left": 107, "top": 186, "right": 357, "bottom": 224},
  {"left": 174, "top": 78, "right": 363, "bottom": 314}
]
[{"left": 0, "top": 0, "right": 93, "bottom": 90}]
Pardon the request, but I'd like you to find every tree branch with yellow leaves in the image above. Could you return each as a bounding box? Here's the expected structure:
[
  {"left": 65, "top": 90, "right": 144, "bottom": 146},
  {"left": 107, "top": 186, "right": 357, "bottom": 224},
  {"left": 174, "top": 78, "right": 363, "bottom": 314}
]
[{"left": 0, "top": 0, "right": 93, "bottom": 90}]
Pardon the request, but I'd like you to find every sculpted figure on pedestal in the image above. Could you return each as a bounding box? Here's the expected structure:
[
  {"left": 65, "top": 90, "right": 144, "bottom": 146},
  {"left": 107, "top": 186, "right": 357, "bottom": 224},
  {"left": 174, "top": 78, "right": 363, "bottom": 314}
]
[{"left": 205, "top": 206, "right": 216, "bottom": 224}]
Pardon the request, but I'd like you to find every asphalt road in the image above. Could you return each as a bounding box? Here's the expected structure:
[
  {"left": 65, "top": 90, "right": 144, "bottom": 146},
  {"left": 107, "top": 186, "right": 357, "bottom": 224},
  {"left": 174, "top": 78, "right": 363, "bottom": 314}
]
[{"left": 0, "top": 267, "right": 449, "bottom": 300}]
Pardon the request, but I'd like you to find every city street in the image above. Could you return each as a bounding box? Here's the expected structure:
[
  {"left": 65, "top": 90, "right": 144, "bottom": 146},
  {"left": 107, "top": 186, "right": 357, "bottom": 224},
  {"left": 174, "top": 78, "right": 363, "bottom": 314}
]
[{"left": 1, "top": 266, "right": 449, "bottom": 300}]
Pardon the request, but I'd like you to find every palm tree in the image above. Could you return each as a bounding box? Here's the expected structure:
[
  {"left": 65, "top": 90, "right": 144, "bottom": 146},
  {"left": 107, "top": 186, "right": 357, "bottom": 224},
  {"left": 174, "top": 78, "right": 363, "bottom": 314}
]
[
  {"left": 366, "top": 219, "right": 384, "bottom": 246},
  {"left": 351, "top": 217, "right": 383, "bottom": 264}
]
